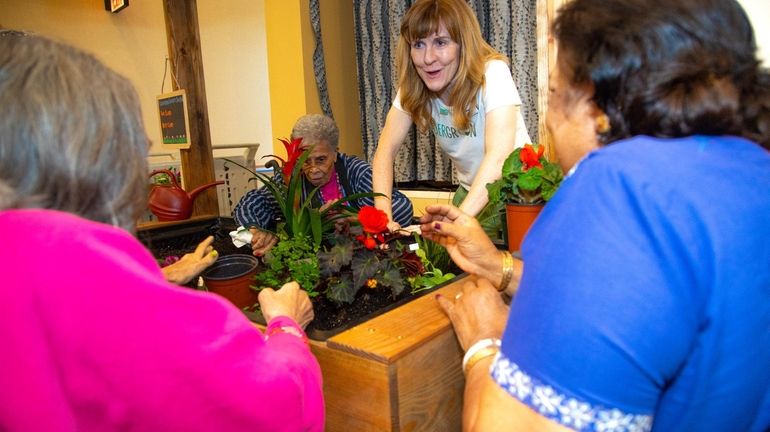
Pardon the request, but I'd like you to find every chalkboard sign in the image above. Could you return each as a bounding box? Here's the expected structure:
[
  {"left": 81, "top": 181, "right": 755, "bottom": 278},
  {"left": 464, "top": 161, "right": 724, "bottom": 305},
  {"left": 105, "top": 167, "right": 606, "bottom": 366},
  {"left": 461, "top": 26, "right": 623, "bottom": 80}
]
[{"left": 157, "top": 89, "right": 191, "bottom": 149}]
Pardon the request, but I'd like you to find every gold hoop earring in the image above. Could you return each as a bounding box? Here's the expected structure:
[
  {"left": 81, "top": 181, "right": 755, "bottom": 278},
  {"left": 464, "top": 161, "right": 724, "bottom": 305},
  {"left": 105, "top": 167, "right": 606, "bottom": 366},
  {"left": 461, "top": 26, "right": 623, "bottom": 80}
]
[{"left": 596, "top": 114, "right": 611, "bottom": 134}]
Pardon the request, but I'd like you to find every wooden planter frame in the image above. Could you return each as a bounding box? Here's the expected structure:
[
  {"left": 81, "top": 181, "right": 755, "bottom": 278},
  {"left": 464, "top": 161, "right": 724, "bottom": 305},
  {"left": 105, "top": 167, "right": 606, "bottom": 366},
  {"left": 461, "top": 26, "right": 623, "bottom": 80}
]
[{"left": 306, "top": 275, "right": 473, "bottom": 431}]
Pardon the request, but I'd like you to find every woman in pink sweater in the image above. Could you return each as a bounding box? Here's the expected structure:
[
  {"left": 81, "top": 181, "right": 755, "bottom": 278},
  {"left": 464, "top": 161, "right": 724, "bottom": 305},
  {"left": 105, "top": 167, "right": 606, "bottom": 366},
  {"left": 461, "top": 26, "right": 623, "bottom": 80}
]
[{"left": 0, "top": 31, "right": 324, "bottom": 431}]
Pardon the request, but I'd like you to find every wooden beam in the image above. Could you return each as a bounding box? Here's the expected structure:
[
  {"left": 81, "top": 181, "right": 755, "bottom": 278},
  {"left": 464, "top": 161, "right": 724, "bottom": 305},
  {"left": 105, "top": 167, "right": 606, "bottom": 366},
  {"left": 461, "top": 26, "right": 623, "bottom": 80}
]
[
  {"left": 537, "top": 0, "right": 573, "bottom": 162},
  {"left": 162, "top": 0, "right": 218, "bottom": 217}
]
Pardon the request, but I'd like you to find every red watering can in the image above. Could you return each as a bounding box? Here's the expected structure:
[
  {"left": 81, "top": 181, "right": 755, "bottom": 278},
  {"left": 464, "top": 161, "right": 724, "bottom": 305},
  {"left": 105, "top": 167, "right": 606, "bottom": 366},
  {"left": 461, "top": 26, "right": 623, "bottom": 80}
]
[{"left": 148, "top": 169, "right": 224, "bottom": 221}]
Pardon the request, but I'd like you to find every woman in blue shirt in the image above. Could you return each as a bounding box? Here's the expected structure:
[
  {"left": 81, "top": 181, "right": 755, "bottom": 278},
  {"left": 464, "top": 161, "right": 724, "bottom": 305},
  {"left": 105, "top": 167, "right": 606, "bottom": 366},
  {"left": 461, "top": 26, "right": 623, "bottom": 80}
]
[{"left": 420, "top": 0, "right": 770, "bottom": 430}]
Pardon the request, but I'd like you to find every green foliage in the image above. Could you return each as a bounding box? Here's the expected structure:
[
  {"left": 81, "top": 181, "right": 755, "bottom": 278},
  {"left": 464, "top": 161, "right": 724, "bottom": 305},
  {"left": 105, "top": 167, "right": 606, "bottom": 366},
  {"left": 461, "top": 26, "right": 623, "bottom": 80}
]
[
  {"left": 253, "top": 232, "right": 320, "bottom": 297},
  {"left": 381, "top": 265, "right": 406, "bottom": 296},
  {"left": 487, "top": 145, "right": 564, "bottom": 205},
  {"left": 318, "top": 230, "right": 414, "bottom": 304},
  {"left": 325, "top": 273, "right": 356, "bottom": 304},
  {"left": 223, "top": 153, "right": 362, "bottom": 250},
  {"left": 407, "top": 237, "right": 456, "bottom": 293},
  {"left": 223, "top": 149, "right": 458, "bottom": 305},
  {"left": 410, "top": 232, "right": 452, "bottom": 274}
]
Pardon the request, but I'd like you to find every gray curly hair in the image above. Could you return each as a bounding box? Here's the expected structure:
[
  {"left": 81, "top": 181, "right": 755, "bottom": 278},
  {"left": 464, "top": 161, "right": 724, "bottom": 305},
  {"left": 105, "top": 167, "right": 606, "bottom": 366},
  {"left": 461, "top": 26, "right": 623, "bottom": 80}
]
[{"left": 290, "top": 114, "right": 339, "bottom": 151}]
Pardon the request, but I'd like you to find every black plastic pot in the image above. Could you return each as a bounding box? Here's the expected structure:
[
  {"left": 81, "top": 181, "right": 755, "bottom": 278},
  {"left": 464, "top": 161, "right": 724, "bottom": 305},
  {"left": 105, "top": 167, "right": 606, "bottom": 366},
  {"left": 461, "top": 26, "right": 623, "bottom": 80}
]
[{"left": 202, "top": 254, "right": 260, "bottom": 310}]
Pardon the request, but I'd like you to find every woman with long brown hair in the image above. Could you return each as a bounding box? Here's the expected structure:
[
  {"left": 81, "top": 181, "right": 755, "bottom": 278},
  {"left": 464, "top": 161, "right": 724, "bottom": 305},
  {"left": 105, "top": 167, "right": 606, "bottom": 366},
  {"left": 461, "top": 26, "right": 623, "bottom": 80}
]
[{"left": 372, "top": 0, "right": 531, "bottom": 235}]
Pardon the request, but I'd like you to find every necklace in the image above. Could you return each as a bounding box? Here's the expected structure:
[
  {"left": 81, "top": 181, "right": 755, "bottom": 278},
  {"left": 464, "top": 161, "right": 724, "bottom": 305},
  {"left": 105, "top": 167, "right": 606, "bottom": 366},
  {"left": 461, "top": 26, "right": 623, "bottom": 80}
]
[{"left": 318, "top": 171, "right": 343, "bottom": 204}]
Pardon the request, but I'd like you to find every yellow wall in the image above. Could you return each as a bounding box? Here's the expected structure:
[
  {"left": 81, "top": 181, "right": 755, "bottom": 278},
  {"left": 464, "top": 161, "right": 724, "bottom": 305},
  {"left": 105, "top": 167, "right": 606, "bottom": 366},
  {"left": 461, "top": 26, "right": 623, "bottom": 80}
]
[
  {"left": 0, "top": 0, "right": 274, "bottom": 161},
  {"left": 197, "top": 0, "right": 272, "bottom": 155},
  {"left": 0, "top": 0, "right": 168, "bottom": 153},
  {"left": 264, "top": 0, "right": 363, "bottom": 158},
  {"left": 264, "top": 0, "right": 310, "bottom": 159},
  {"left": 320, "top": 1, "right": 363, "bottom": 157}
]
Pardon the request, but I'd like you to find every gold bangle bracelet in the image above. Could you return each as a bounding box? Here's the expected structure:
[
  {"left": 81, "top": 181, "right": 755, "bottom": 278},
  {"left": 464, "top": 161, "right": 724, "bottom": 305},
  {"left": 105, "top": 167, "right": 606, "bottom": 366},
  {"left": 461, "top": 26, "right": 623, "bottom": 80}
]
[
  {"left": 498, "top": 250, "right": 514, "bottom": 292},
  {"left": 462, "top": 338, "right": 501, "bottom": 375},
  {"left": 463, "top": 346, "right": 500, "bottom": 375}
]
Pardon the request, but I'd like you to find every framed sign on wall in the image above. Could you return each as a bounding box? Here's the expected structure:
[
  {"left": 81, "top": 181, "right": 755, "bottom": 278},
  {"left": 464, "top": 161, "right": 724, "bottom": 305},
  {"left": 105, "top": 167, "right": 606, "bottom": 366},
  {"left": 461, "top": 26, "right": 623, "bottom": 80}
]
[
  {"left": 157, "top": 89, "right": 192, "bottom": 149},
  {"left": 105, "top": 0, "right": 129, "bottom": 13}
]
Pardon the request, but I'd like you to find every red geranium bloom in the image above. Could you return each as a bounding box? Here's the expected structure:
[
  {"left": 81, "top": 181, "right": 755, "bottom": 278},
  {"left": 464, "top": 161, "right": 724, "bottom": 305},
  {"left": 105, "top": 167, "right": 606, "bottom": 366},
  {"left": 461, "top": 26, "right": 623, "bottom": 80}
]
[
  {"left": 363, "top": 237, "right": 377, "bottom": 250},
  {"left": 358, "top": 206, "right": 389, "bottom": 234},
  {"left": 519, "top": 144, "right": 544, "bottom": 171},
  {"left": 277, "top": 137, "right": 304, "bottom": 179}
]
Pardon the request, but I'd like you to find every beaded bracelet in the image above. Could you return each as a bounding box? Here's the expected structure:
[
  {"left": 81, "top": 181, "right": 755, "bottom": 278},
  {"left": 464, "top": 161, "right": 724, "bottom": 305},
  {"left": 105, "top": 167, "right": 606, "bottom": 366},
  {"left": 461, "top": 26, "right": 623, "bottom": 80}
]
[
  {"left": 462, "top": 338, "right": 501, "bottom": 375},
  {"left": 498, "top": 250, "right": 514, "bottom": 292}
]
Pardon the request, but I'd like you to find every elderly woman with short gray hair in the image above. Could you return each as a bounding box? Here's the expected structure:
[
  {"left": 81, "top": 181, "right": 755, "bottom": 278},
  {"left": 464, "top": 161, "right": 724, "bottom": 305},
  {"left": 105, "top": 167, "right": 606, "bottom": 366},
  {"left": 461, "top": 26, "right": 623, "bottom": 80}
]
[{"left": 234, "top": 114, "right": 414, "bottom": 256}]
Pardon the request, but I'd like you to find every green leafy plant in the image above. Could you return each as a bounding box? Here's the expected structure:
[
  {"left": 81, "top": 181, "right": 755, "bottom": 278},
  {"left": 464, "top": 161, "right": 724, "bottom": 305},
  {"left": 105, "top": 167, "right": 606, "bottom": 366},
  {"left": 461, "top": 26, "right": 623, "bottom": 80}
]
[
  {"left": 317, "top": 231, "right": 407, "bottom": 304},
  {"left": 224, "top": 137, "right": 377, "bottom": 294},
  {"left": 250, "top": 139, "right": 367, "bottom": 249},
  {"left": 226, "top": 138, "right": 455, "bottom": 304},
  {"left": 224, "top": 138, "right": 370, "bottom": 250},
  {"left": 407, "top": 233, "right": 455, "bottom": 293},
  {"left": 487, "top": 144, "right": 563, "bottom": 205},
  {"left": 316, "top": 206, "right": 455, "bottom": 304},
  {"left": 254, "top": 232, "right": 321, "bottom": 297}
]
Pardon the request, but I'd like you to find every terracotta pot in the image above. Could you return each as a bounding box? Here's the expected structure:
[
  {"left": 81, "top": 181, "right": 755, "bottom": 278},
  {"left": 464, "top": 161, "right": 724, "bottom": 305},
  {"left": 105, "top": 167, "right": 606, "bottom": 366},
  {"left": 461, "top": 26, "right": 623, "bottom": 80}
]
[
  {"left": 202, "top": 254, "right": 259, "bottom": 309},
  {"left": 505, "top": 203, "right": 543, "bottom": 252}
]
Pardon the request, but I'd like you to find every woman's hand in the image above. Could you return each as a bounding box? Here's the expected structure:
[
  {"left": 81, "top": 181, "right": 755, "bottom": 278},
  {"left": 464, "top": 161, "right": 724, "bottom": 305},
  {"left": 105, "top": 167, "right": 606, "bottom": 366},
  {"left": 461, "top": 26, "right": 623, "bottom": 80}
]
[
  {"left": 162, "top": 235, "right": 218, "bottom": 285},
  {"left": 436, "top": 278, "right": 509, "bottom": 350},
  {"left": 419, "top": 204, "right": 500, "bottom": 276},
  {"left": 250, "top": 227, "right": 278, "bottom": 257},
  {"left": 387, "top": 220, "right": 403, "bottom": 233},
  {"left": 372, "top": 107, "right": 413, "bottom": 232},
  {"left": 258, "top": 281, "right": 314, "bottom": 329}
]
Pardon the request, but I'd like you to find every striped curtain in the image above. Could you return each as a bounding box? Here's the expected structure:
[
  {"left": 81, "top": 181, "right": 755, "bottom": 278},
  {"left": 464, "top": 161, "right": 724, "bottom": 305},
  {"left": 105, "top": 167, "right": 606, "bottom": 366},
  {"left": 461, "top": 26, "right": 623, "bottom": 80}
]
[
  {"left": 353, "top": 0, "right": 538, "bottom": 183},
  {"left": 310, "top": 0, "right": 333, "bottom": 119}
]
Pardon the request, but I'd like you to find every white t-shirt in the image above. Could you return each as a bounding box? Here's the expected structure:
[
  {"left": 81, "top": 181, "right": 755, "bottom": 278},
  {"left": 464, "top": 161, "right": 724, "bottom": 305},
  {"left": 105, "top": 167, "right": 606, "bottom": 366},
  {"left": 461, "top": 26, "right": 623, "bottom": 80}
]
[{"left": 393, "top": 59, "right": 531, "bottom": 189}]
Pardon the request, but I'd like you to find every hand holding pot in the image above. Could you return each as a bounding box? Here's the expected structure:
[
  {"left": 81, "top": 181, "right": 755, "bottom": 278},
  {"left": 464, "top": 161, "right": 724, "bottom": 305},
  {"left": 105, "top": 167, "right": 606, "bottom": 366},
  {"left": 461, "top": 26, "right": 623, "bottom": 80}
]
[
  {"left": 259, "top": 282, "right": 314, "bottom": 329},
  {"left": 162, "top": 236, "right": 218, "bottom": 285}
]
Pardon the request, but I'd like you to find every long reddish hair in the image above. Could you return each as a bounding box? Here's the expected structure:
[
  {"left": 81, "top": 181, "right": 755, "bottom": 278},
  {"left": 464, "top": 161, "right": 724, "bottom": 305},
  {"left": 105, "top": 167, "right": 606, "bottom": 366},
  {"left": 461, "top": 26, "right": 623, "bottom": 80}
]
[{"left": 396, "top": 0, "right": 506, "bottom": 132}]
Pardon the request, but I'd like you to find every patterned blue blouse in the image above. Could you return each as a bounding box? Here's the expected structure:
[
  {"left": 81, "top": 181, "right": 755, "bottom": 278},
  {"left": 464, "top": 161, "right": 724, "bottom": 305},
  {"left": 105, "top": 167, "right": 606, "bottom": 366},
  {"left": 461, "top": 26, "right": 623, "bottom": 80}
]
[
  {"left": 233, "top": 153, "right": 414, "bottom": 231},
  {"left": 493, "top": 136, "right": 770, "bottom": 431}
]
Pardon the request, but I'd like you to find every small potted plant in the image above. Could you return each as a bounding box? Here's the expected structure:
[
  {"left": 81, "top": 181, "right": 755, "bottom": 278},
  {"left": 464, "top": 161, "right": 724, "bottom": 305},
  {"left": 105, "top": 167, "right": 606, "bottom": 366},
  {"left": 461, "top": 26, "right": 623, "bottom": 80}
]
[{"left": 486, "top": 143, "right": 563, "bottom": 252}]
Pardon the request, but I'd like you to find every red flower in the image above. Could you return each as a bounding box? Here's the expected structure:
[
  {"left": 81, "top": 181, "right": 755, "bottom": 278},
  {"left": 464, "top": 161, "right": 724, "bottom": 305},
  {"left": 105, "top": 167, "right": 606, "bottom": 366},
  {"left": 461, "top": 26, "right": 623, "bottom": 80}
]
[
  {"left": 363, "top": 237, "right": 377, "bottom": 250},
  {"left": 278, "top": 137, "right": 304, "bottom": 179},
  {"left": 519, "top": 144, "right": 544, "bottom": 171},
  {"left": 358, "top": 206, "right": 389, "bottom": 234}
]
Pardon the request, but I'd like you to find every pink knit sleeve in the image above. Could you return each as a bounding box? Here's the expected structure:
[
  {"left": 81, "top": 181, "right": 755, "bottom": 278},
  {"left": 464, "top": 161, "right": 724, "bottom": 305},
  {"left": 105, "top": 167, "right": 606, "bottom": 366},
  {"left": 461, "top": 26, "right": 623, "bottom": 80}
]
[{"left": 1, "top": 209, "right": 325, "bottom": 431}]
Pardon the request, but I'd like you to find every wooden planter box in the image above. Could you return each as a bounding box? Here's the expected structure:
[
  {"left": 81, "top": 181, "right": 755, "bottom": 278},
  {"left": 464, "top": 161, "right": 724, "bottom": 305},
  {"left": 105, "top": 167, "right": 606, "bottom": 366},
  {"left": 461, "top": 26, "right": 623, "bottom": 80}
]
[
  {"left": 309, "top": 274, "right": 472, "bottom": 431},
  {"left": 138, "top": 217, "right": 469, "bottom": 430}
]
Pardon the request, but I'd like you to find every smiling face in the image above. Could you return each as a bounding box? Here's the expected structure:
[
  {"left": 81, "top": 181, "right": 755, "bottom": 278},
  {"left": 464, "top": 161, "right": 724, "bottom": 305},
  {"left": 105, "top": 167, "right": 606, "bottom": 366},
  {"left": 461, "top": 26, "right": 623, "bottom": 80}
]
[
  {"left": 300, "top": 139, "right": 337, "bottom": 187},
  {"left": 546, "top": 54, "right": 601, "bottom": 172},
  {"left": 409, "top": 21, "right": 460, "bottom": 101}
]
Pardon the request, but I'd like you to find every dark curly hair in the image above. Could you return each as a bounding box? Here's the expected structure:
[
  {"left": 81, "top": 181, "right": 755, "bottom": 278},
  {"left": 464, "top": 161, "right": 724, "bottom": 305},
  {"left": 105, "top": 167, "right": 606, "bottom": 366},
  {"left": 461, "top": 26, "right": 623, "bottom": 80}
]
[{"left": 553, "top": 0, "right": 770, "bottom": 150}]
